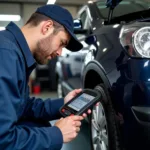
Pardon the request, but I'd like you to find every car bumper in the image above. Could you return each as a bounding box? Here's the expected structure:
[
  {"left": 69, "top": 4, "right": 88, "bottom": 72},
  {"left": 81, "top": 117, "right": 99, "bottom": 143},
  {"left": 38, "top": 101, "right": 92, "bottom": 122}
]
[
  {"left": 129, "top": 106, "right": 150, "bottom": 149},
  {"left": 122, "top": 59, "right": 150, "bottom": 149},
  {"left": 132, "top": 106, "right": 150, "bottom": 126}
]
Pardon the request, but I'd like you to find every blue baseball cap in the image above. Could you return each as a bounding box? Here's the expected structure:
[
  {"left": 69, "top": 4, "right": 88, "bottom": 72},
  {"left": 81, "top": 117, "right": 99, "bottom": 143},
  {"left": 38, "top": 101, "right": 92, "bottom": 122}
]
[{"left": 35, "top": 4, "right": 83, "bottom": 52}]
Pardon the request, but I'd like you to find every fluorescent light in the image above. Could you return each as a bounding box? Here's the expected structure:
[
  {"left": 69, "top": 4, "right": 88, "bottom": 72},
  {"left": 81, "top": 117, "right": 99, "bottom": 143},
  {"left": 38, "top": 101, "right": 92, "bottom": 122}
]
[
  {"left": 47, "top": 0, "right": 56, "bottom": 4},
  {"left": 88, "top": 1, "right": 93, "bottom": 3},
  {"left": 0, "top": 27, "right": 5, "bottom": 30},
  {"left": 0, "top": 15, "right": 21, "bottom": 21}
]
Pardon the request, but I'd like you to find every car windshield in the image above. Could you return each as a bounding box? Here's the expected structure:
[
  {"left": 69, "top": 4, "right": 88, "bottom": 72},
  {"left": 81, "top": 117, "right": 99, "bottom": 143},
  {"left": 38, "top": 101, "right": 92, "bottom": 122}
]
[{"left": 96, "top": 0, "right": 150, "bottom": 19}]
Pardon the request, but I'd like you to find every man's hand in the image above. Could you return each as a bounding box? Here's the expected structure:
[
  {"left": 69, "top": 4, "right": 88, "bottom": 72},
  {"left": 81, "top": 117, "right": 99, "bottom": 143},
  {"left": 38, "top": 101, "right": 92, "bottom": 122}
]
[
  {"left": 64, "top": 89, "right": 91, "bottom": 118},
  {"left": 64, "top": 89, "right": 82, "bottom": 104},
  {"left": 55, "top": 116, "right": 83, "bottom": 143}
]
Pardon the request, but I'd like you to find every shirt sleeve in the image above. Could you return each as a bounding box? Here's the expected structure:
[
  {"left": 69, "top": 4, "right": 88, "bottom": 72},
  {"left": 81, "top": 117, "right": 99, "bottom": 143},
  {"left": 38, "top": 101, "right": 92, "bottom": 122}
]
[
  {"left": 0, "top": 49, "right": 63, "bottom": 150},
  {"left": 23, "top": 94, "right": 64, "bottom": 121}
]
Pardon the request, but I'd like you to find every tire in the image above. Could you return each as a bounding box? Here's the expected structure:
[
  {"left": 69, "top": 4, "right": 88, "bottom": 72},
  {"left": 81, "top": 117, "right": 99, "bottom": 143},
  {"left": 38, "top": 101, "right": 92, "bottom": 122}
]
[
  {"left": 90, "top": 84, "right": 122, "bottom": 150},
  {"left": 57, "top": 79, "right": 64, "bottom": 98}
]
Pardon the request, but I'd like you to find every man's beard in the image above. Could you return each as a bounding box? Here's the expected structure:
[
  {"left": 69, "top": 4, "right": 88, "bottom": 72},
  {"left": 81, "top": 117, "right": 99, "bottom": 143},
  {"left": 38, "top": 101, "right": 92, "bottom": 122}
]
[{"left": 34, "top": 34, "right": 53, "bottom": 65}]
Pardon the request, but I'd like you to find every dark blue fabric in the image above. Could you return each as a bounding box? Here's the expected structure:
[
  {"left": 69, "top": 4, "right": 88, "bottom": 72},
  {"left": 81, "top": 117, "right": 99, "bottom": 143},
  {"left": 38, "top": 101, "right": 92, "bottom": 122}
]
[
  {"left": 36, "top": 4, "right": 83, "bottom": 51},
  {"left": 0, "top": 22, "right": 64, "bottom": 150}
]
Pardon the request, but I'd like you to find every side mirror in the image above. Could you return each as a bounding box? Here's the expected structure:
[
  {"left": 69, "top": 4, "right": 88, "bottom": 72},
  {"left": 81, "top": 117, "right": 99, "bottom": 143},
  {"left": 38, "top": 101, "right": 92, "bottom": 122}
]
[
  {"left": 85, "top": 35, "right": 97, "bottom": 45},
  {"left": 73, "top": 19, "right": 88, "bottom": 34},
  {"left": 74, "top": 18, "right": 82, "bottom": 29}
]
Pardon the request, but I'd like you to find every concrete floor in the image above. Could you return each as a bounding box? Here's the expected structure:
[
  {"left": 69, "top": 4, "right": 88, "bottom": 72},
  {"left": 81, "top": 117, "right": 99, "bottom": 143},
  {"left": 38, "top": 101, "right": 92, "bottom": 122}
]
[{"left": 30, "top": 91, "right": 92, "bottom": 150}]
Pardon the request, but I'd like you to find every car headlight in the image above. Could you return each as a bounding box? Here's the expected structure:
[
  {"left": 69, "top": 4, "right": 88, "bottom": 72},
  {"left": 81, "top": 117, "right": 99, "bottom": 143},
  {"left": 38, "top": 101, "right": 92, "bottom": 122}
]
[
  {"left": 120, "top": 22, "right": 150, "bottom": 58},
  {"left": 133, "top": 27, "right": 150, "bottom": 58}
]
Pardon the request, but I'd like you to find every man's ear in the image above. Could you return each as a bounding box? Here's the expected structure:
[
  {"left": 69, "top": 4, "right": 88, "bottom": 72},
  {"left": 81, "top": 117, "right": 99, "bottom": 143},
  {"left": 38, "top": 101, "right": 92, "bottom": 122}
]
[{"left": 41, "top": 20, "right": 54, "bottom": 35}]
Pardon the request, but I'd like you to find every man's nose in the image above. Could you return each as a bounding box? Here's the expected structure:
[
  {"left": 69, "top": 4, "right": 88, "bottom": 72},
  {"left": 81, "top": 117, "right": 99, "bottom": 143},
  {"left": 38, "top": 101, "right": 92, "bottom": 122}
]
[{"left": 56, "top": 48, "right": 63, "bottom": 56}]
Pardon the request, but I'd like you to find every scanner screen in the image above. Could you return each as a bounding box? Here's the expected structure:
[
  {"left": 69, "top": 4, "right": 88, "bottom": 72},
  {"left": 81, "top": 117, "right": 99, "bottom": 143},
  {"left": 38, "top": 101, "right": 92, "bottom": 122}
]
[{"left": 68, "top": 93, "right": 95, "bottom": 111}]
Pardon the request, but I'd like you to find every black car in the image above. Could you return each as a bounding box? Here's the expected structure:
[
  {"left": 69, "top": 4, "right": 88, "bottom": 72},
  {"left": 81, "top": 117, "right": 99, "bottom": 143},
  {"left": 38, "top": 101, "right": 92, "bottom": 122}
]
[{"left": 56, "top": 0, "right": 150, "bottom": 150}]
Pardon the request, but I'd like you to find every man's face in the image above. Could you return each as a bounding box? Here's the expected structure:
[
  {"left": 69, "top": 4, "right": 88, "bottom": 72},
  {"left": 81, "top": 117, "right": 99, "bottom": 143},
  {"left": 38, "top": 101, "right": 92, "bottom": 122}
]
[{"left": 34, "top": 30, "right": 70, "bottom": 65}]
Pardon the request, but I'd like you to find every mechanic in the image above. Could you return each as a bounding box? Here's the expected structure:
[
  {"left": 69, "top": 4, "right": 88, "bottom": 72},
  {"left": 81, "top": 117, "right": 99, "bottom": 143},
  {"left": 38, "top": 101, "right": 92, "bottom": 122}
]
[{"left": 0, "top": 4, "right": 91, "bottom": 150}]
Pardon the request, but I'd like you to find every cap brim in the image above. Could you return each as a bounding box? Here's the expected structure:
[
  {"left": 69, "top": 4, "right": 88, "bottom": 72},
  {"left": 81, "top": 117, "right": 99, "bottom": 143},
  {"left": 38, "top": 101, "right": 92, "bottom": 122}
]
[{"left": 66, "top": 29, "right": 83, "bottom": 52}]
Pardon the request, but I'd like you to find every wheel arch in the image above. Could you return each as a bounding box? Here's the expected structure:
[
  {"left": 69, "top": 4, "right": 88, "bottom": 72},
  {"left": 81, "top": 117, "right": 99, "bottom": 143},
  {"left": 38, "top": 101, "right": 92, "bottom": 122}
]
[{"left": 82, "top": 60, "right": 111, "bottom": 90}]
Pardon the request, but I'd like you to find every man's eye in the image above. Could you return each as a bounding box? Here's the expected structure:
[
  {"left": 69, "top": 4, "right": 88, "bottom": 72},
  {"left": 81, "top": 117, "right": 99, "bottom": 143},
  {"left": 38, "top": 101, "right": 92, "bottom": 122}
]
[
  {"left": 61, "top": 41, "right": 67, "bottom": 47},
  {"left": 61, "top": 42, "right": 64, "bottom": 46}
]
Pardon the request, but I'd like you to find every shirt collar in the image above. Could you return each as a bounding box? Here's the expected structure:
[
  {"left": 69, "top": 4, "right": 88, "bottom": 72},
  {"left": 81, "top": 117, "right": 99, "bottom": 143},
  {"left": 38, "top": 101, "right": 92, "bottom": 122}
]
[{"left": 6, "top": 22, "right": 36, "bottom": 68}]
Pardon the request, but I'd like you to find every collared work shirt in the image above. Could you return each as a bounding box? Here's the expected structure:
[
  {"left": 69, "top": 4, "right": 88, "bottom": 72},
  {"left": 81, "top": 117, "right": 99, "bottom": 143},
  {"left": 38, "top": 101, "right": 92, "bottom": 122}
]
[{"left": 0, "top": 22, "right": 64, "bottom": 150}]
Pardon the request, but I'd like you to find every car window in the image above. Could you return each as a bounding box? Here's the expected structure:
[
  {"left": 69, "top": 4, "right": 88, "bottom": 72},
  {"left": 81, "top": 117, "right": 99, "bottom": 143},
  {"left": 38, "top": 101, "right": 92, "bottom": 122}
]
[
  {"left": 79, "top": 9, "right": 92, "bottom": 32},
  {"left": 96, "top": 0, "right": 150, "bottom": 19},
  {"left": 80, "top": 11, "right": 87, "bottom": 28},
  {"left": 77, "top": 8, "right": 92, "bottom": 42},
  {"left": 84, "top": 14, "right": 91, "bottom": 30}
]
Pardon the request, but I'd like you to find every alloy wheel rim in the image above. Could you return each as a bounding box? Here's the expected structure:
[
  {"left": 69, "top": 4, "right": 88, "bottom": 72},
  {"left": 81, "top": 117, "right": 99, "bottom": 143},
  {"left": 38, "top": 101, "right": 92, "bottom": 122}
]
[{"left": 91, "top": 103, "right": 108, "bottom": 150}]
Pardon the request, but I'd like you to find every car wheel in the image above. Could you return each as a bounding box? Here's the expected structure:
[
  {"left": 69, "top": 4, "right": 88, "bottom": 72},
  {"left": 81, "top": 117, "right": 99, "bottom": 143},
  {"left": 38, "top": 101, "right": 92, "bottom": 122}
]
[
  {"left": 57, "top": 79, "right": 64, "bottom": 98},
  {"left": 90, "top": 84, "right": 121, "bottom": 150}
]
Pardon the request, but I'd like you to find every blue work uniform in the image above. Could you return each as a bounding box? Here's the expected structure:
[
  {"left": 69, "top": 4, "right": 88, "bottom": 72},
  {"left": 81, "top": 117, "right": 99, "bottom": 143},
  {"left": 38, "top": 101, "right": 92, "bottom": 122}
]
[{"left": 0, "top": 22, "right": 64, "bottom": 150}]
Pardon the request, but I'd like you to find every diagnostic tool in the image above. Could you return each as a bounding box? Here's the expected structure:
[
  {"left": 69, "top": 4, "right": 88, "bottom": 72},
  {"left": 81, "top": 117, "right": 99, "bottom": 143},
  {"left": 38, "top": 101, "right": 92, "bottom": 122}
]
[{"left": 60, "top": 89, "right": 101, "bottom": 117}]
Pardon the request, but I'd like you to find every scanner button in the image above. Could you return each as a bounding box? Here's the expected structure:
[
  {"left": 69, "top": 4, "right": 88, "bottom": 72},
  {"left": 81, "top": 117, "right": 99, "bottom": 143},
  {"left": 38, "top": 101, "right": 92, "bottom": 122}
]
[{"left": 62, "top": 109, "right": 65, "bottom": 112}]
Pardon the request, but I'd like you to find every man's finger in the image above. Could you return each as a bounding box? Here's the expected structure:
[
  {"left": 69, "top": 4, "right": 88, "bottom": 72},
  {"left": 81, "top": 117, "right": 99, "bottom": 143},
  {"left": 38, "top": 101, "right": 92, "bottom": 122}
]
[
  {"left": 82, "top": 113, "right": 87, "bottom": 118},
  {"left": 71, "top": 115, "right": 83, "bottom": 121},
  {"left": 75, "top": 121, "right": 81, "bottom": 127},
  {"left": 75, "top": 89, "right": 82, "bottom": 94},
  {"left": 87, "top": 109, "right": 91, "bottom": 114},
  {"left": 76, "top": 127, "right": 80, "bottom": 132}
]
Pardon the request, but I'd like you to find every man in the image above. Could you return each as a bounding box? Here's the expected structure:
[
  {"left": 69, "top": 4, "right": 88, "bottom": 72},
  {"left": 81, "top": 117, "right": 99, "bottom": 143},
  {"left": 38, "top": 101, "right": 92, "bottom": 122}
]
[{"left": 0, "top": 4, "right": 91, "bottom": 150}]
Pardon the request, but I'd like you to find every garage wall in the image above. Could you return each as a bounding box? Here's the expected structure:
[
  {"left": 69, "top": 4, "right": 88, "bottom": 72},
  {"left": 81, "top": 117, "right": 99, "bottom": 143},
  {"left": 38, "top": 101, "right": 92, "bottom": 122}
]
[
  {"left": 0, "top": 3, "right": 23, "bottom": 28},
  {"left": 0, "top": 3, "right": 20, "bottom": 15},
  {"left": 62, "top": 6, "right": 79, "bottom": 18},
  {"left": 23, "top": 4, "right": 43, "bottom": 24},
  {"left": 0, "top": 2, "right": 80, "bottom": 30},
  {"left": 23, "top": 4, "right": 79, "bottom": 24}
]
